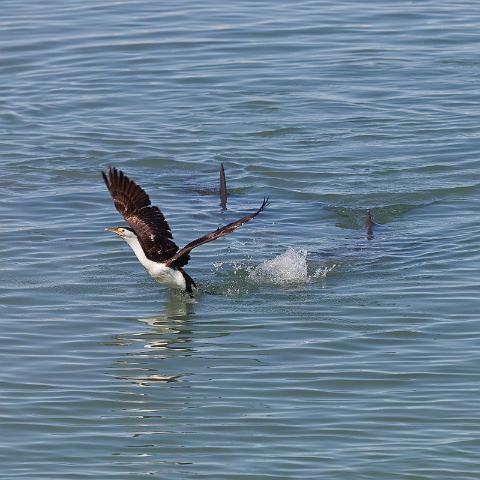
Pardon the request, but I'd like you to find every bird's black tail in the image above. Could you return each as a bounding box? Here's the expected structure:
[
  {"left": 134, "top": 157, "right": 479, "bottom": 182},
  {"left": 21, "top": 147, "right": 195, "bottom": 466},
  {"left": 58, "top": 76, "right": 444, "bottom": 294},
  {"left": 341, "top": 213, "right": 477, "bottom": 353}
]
[{"left": 179, "top": 268, "right": 197, "bottom": 295}]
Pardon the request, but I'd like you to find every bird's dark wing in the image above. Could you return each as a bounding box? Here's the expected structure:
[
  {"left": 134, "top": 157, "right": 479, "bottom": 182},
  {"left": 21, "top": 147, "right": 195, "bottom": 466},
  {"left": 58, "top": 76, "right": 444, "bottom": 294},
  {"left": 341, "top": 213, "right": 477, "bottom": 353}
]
[
  {"left": 165, "top": 198, "right": 269, "bottom": 268},
  {"left": 219, "top": 163, "right": 227, "bottom": 210},
  {"left": 102, "top": 166, "right": 180, "bottom": 262}
]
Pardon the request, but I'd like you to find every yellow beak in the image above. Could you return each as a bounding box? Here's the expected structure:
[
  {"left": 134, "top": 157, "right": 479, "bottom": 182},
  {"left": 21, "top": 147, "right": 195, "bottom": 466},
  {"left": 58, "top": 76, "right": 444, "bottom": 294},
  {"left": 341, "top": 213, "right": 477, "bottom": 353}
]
[{"left": 105, "top": 227, "right": 124, "bottom": 237}]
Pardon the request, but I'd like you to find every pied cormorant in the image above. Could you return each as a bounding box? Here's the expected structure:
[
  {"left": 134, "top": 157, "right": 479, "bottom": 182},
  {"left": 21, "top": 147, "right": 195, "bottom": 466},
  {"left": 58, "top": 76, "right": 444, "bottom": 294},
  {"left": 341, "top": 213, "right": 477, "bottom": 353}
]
[{"left": 102, "top": 166, "right": 268, "bottom": 295}]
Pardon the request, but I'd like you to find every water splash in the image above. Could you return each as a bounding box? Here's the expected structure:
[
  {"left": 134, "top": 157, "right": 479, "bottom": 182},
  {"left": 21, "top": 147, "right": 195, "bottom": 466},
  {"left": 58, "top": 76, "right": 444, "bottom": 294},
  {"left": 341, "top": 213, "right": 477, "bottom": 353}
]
[
  {"left": 313, "top": 264, "right": 337, "bottom": 278},
  {"left": 208, "top": 248, "right": 336, "bottom": 294},
  {"left": 249, "top": 248, "right": 310, "bottom": 285}
]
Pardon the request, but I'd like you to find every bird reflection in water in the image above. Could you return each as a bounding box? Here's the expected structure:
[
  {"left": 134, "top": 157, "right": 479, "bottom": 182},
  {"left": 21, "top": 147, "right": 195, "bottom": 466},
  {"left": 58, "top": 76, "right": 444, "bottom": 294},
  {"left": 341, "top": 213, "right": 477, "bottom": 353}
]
[
  {"left": 108, "top": 291, "right": 196, "bottom": 387},
  {"left": 105, "top": 293, "right": 197, "bottom": 469}
]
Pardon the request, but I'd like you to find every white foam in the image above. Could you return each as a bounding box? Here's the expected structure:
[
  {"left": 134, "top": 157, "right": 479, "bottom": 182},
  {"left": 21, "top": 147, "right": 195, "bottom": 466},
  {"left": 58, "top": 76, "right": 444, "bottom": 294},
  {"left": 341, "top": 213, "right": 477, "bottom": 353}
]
[{"left": 249, "top": 247, "right": 309, "bottom": 285}]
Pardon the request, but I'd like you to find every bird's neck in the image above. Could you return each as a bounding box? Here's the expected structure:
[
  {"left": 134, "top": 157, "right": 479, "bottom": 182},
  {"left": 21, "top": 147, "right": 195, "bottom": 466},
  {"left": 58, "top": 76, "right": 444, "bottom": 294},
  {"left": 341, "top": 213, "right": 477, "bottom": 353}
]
[{"left": 124, "top": 235, "right": 151, "bottom": 268}]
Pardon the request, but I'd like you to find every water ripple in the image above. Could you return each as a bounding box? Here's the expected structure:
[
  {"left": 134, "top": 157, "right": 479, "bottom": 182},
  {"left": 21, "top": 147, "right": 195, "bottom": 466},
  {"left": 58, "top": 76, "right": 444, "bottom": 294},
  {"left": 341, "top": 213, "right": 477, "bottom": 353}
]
[{"left": 1, "top": 0, "right": 480, "bottom": 479}]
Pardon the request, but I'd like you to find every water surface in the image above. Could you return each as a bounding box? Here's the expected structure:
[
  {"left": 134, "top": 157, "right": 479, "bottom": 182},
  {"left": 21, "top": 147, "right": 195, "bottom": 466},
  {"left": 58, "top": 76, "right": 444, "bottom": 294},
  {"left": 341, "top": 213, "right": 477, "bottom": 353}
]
[{"left": 1, "top": 1, "right": 480, "bottom": 479}]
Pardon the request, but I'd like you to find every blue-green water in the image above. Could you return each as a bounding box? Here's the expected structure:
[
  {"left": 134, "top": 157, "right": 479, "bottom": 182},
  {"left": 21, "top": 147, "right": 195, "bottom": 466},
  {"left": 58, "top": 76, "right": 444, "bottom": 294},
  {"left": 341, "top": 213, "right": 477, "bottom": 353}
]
[{"left": 1, "top": 1, "right": 480, "bottom": 478}]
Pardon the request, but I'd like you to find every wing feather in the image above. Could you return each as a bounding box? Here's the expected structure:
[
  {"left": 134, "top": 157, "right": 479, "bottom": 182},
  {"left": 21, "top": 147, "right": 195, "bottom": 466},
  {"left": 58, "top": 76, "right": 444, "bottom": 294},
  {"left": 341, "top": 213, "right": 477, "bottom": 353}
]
[
  {"left": 103, "top": 167, "right": 179, "bottom": 262},
  {"left": 165, "top": 197, "right": 269, "bottom": 268}
]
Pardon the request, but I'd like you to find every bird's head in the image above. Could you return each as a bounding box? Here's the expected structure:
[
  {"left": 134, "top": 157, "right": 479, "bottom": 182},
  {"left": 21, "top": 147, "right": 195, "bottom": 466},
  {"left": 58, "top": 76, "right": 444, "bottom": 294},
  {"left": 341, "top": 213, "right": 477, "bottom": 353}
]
[{"left": 105, "top": 226, "right": 136, "bottom": 241}]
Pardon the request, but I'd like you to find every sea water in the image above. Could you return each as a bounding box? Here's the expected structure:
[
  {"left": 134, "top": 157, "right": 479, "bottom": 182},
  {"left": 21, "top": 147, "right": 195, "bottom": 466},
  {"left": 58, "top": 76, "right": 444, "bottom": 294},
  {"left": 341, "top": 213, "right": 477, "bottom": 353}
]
[{"left": 1, "top": 1, "right": 480, "bottom": 479}]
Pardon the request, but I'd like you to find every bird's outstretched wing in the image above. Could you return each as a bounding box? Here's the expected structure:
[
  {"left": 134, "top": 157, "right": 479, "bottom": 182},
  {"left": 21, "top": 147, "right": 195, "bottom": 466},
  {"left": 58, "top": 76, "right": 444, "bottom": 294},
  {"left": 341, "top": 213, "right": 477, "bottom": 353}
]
[
  {"left": 102, "top": 167, "right": 180, "bottom": 262},
  {"left": 165, "top": 197, "right": 269, "bottom": 268}
]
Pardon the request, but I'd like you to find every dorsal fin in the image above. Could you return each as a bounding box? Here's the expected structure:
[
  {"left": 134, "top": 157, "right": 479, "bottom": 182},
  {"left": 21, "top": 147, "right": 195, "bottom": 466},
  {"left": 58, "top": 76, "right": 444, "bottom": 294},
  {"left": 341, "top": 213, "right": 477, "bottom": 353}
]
[
  {"left": 366, "top": 209, "right": 375, "bottom": 239},
  {"left": 220, "top": 163, "right": 227, "bottom": 210}
]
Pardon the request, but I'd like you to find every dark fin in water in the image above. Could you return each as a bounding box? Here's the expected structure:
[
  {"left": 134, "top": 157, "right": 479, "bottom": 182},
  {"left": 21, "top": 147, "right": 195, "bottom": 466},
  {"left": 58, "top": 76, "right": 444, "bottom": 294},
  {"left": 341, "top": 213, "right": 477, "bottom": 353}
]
[
  {"left": 220, "top": 163, "right": 227, "bottom": 210},
  {"left": 366, "top": 209, "right": 375, "bottom": 240},
  {"left": 179, "top": 267, "right": 197, "bottom": 296}
]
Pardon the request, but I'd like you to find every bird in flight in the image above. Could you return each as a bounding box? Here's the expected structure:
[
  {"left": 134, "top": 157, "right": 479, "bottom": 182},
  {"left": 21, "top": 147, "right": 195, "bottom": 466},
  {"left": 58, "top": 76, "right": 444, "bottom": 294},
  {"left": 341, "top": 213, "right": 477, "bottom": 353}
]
[{"left": 103, "top": 167, "right": 269, "bottom": 295}]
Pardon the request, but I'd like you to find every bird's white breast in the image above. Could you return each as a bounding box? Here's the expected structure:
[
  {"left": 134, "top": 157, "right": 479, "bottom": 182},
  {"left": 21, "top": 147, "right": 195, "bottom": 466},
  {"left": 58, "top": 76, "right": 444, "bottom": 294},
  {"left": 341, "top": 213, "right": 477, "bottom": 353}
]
[
  {"left": 123, "top": 235, "right": 186, "bottom": 290},
  {"left": 148, "top": 263, "right": 186, "bottom": 290}
]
